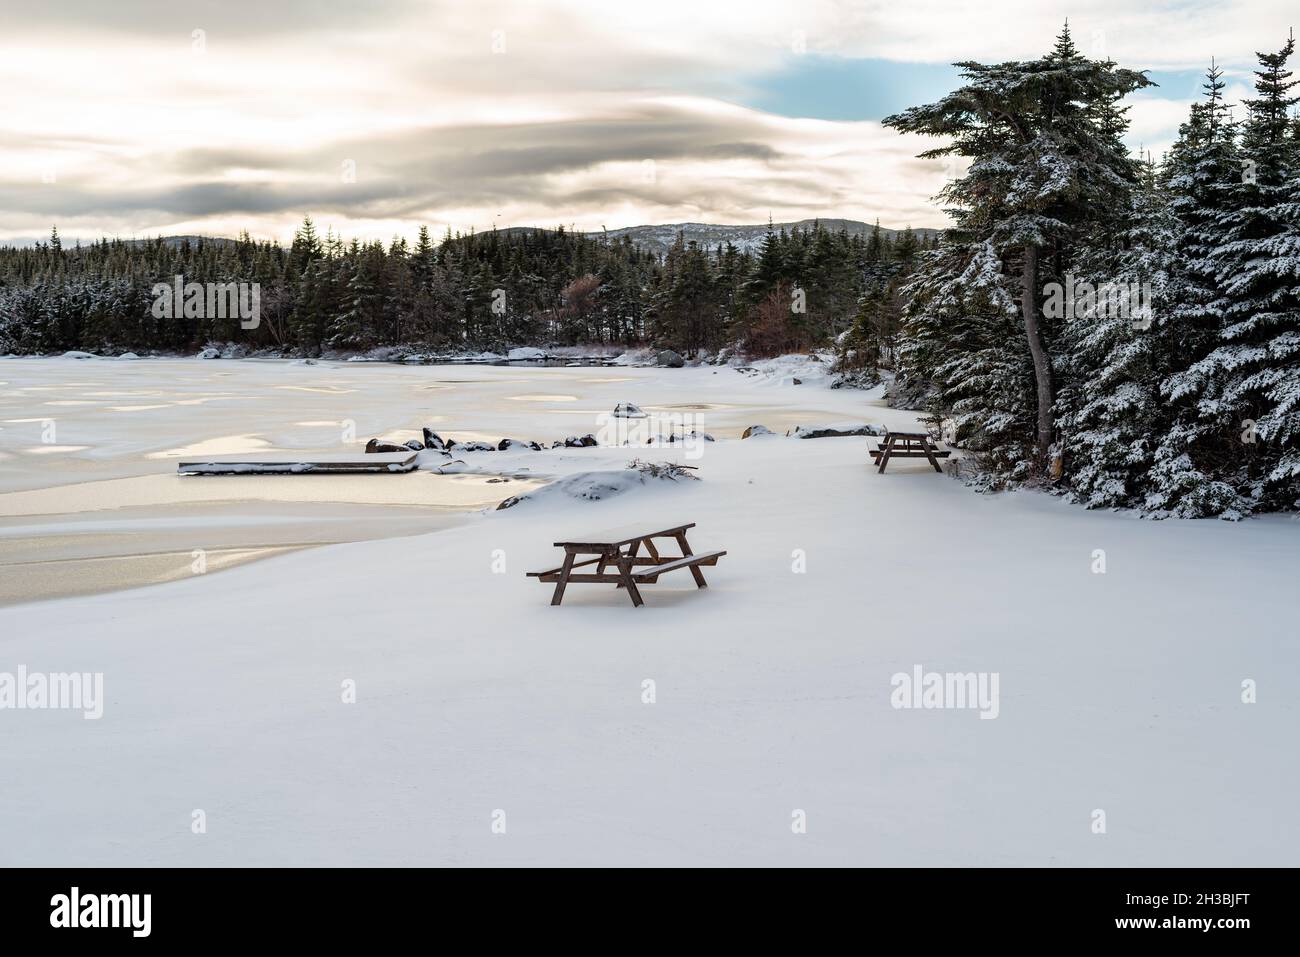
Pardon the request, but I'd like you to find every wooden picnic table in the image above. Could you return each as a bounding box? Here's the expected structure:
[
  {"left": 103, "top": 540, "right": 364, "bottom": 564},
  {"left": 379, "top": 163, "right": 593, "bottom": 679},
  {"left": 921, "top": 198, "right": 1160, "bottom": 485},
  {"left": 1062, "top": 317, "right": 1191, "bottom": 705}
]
[
  {"left": 869, "top": 430, "right": 950, "bottom": 473},
  {"left": 527, "top": 522, "right": 725, "bottom": 607}
]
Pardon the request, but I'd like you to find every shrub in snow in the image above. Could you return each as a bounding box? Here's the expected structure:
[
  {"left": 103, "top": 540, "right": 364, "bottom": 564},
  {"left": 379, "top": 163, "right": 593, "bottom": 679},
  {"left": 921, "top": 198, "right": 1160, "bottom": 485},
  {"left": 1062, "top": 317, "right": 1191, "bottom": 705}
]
[
  {"left": 625, "top": 459, "right": 699, "bottom": 481},
  {"left": 830, "top": 369, "right": 883, "bottom": 390}
]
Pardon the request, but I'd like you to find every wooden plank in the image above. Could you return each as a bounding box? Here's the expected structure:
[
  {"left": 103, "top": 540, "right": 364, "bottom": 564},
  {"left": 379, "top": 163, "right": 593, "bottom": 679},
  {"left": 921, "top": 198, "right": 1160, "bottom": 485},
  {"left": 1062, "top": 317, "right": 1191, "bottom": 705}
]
[
  {"left": 870, "top": 449, "right": 950, "bottom": 459},
  {"left": 178, "top": 451, "right": 417, "bottom": 474},
  {"left": 554, "top": 522, "right": 695, "bottom": 549},
  {"left": 633, "top": 550, "right": 726, "bottom": 582},
  {"left": 527, "top": 556, "right": 605, "bottom": 577},
  {"left": 529, "top": 554, "right": 719, "bottom": 578}
]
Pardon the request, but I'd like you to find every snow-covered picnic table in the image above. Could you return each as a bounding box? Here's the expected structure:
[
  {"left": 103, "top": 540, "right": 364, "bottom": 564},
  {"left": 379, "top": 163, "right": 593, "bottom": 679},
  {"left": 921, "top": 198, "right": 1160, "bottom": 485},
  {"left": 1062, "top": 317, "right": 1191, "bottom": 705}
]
[
  {"left": 527, "top": 522, "right": 726, "bottom": 607},
  {"left": 869, "top": 431, "right": 950, "bottom": 473}
]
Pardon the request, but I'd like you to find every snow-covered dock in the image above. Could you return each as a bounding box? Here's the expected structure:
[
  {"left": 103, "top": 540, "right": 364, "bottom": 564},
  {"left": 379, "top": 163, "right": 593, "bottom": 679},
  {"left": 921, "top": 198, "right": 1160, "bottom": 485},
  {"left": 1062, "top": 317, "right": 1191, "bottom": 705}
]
[{"left": 177, "top": 451, "right": 418, "bottom": 475}]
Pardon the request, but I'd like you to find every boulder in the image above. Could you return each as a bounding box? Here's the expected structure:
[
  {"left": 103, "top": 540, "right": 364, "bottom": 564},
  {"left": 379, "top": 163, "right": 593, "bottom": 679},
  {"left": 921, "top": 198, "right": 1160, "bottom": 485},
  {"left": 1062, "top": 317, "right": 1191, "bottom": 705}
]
[
  {"left": 497, "top": 438, "right": 541, "bottom": 451},
  {"left": 612, "top": 402, "right": 647, "bottom": 418},
  {"left": 656, "top": 349, "right": 685, "bottom": 368},
  {"left": 563, "top": 434, "right": 599, "bottom": 448},
  {"left": 742, "top": 425, "right": 774, "bottom": 439},
  {"left": 365, "top": 438, "right": 411, "bottom": 454},
  {"left": 196, "top": 347, "right": 220, "bottom": 360},
  {"left": 448, "top": 440, "right": 496, "bottom": 453},
  {"left": 421, "top": 428, "right": 446, "bottom": 450},
  {"left": 404, "top": 439, "right": 425, "bottom": 451}
]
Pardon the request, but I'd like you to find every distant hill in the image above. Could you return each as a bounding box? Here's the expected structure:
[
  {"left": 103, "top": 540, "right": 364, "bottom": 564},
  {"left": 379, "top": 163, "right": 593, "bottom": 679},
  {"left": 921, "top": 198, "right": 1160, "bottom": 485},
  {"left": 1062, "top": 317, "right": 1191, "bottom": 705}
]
[
  {"left": 588, "top": 220, "right": 941, "bottom": 256},
  {"left": 4, "top": 222, "right": 940, "bottom": 255}
]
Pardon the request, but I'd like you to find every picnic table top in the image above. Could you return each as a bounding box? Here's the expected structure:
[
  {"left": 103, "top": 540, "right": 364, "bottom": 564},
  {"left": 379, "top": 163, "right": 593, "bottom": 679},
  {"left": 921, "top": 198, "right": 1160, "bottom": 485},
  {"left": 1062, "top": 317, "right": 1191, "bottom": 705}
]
[
  {"left": 554, "top": 522, "right": 695, "bottom": 549},
  {"left": 882, "top": 430, "right": 931, "bottom": 440}
]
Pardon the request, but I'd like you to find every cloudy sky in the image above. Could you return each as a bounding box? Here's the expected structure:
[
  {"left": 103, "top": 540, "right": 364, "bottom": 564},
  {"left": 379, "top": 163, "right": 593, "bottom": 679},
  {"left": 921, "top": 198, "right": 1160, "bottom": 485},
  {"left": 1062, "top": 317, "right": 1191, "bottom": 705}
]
[{"left": 1, "top": 0, "right": 1293, "bottom": 244}]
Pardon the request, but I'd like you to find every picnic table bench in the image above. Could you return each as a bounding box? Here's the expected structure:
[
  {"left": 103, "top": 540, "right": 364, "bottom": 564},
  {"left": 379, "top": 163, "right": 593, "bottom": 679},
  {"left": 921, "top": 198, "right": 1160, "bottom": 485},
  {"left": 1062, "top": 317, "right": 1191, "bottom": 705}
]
[
  {"left": 869, "top": 430, "right": 951, "bottom": 473},
  {"left": 527, "top": 522, "right": 725, "bottom": 607}
]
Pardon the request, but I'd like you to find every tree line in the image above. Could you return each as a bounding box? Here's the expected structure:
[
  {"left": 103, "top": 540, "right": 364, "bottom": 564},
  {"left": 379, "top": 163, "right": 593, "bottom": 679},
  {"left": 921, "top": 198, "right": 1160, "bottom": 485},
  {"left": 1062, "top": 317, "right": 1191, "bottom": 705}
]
[{"left": 0, "top": 217, "right": 930, "bottom": 359}]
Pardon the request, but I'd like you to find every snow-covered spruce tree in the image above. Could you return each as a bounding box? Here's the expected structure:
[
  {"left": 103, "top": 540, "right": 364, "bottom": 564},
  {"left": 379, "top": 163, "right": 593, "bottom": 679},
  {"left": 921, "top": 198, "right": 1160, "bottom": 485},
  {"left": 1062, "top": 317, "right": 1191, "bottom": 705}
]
[
  {"left": 899, "top": 238, "right": 1033, "bottom": 485},
  {"left": 1195, "top": 36, "right": 1300, "bottom": 512},
  {"left": 885, "top": 25, "right": 1152, "bottom": 480},
  {"left": 1146, "top": 64, "right": 1250, "bottom": 516},
  {"left": 1055, "top": 160, "right": 1185, "bottom": 508}
]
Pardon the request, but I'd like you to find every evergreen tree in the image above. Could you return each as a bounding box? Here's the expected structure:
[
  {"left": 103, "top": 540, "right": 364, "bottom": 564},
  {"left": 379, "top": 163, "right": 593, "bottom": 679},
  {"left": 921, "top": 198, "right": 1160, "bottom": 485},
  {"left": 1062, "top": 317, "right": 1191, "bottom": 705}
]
[{"left": 885, "top": 22, "right": 1153, "bottom": 476}]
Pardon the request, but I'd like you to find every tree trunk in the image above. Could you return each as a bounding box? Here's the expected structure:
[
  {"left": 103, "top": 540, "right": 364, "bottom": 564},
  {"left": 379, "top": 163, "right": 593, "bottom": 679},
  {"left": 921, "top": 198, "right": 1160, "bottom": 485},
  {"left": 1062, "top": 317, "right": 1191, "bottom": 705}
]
[{"left": 1020, "top": 244, "right": 1055, "bottom": 466}]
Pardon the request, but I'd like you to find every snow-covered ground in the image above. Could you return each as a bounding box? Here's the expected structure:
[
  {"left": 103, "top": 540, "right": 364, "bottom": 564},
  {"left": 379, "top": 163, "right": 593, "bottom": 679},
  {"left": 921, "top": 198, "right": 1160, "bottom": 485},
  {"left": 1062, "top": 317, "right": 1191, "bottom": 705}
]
[{"left": 0, "top": 356, "right": 1296, "bottom": 866}]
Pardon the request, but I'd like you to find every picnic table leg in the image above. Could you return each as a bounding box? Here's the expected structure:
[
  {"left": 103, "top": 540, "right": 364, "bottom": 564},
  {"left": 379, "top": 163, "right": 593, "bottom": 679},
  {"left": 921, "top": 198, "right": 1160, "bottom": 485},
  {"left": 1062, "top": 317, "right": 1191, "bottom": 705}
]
[
  {"left": 550, "top": 552, "right": 576, "bottom": 606},
  {"left": 877, "top": 436, "right": 894, "bottom": 473},
  {"left": 674, "top": 531, "right": 708, "bottom": 588},
  {"left": 614, "top": 554, "right": 645, "bottom": 607},
  {"left": 923, "top": 437, "right": 943, "bottom": 473},
  {"left": 615, "top": 541, "right": 640, "bottom": 589}
]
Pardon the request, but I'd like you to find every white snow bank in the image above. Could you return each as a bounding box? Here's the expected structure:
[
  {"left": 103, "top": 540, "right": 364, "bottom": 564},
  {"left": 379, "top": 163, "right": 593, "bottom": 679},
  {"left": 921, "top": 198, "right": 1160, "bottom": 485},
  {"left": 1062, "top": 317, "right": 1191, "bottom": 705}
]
[
  {"left": 728, "top": 351, "right": 838, "bottom": 387},
  {"left": 496, "top": 465, "right": 696, "bottom": 509},
  {"left": 789, "top": 422, "right": 886, "bottom": 438},
  {"left": 506, "top": 347, "right": 548, "bottom": 361}
]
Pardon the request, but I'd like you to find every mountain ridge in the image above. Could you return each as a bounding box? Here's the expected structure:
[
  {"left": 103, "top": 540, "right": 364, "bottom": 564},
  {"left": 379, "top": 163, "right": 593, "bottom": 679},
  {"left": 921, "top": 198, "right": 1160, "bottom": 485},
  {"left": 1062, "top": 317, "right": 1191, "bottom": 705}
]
[{"left": 3, "top": 220, "right": 941, "bottom": 255}]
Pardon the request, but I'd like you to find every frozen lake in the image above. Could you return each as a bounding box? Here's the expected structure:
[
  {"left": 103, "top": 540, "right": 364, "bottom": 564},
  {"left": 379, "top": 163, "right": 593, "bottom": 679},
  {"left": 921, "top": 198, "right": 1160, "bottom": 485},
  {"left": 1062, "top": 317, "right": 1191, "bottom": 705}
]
[{"left": 0, "top": 356, "right": 875, "bottom": 604}]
